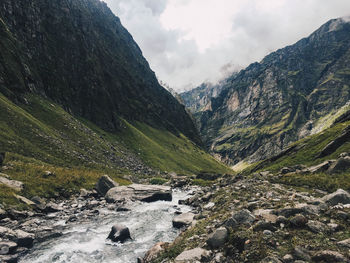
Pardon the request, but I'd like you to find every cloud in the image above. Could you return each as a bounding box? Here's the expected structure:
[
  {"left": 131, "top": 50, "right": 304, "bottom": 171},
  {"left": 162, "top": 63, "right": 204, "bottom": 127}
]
[{"left": 104, "top": 0, "right": 350, "bottom": 91}]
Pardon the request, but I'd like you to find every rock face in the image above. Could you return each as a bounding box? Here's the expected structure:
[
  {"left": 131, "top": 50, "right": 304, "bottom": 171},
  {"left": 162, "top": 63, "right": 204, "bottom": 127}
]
[
  {"left": 95, "top": 175, "right": 119, "bottom": 196},
  {"left": 0, "top": 152, "right": 5, "bottom": 166},
  {"left": 172, "top": 213, "right": 195, "bottom": 228},
  {"left": 322, "top": 189, "right": 350, "bottom": 205},
  {"left": 107, "top": 224, "right": 131, "bottom": 243},
  {"left": 105, "top": 184, "right": 172, "bottom": 203},
  {"left": 181, "top": 17, "right": 350, "bottom": 165},
  {"left": 0, "top": 0, "right": 201, "bottom": 146}
]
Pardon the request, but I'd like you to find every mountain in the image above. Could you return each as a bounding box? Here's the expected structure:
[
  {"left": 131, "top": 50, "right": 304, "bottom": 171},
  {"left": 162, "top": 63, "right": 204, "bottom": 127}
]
[
  {"left": 0, "top": 0, "right": 230, "bottom": 207},
  {"left": 182, "top": 17, "right": 350, "bottom": 166}
]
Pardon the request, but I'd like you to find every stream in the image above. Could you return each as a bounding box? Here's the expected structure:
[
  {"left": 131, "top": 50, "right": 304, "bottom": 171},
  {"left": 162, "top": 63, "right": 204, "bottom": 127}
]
[{"left": 19, "top": 190, "right": 192, "bottom": 263}]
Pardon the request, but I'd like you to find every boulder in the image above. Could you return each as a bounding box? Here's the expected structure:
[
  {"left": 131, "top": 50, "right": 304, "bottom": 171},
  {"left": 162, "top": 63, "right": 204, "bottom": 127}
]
[
  {"left": 338, "top": 238, "right": 350, "bottom": 248},
  {"left": 0, "top": 208, "right": 7, "bottom": 219},
  {"left": 260, "top": 256, "right": 283, "bottom": 263},
  {"left": 306, "top": 160, "right": 335, "bottom": 173},
  {"left": 95, "top": 175, "right": 119, "bottom": 196},
  {"left": 14, "top": 195, "right": 35, "bottom": 206},
  {"left": 312, "top": 250, "right": 349, "bottom": 262},
  {"left": 196, "top": 172, "right": 221, "bottom": 181},
  {"left": 328, "top": 157, "right": 350, "bottom": 174},
  {"left": 0, "top": 152, "right": 5, "bottom": 166},
  {"left": 322, "top": 189, "right": 350, "bottom": 205},
  {"left": 293, "top": 246, "right": 311, "bottom": 262},
  {"left": 0, "top": 254, "right": 19, "bottom": 263},
  {"left": 105, "top": 184, "right": 172, "bottom": 203},
  {"left": 107, "top": 224, "right": 131, "bottom": 243},
  {"left": 274, "top": 207, "right": 304, "bottom": 217},
  {"left": 0, "top": 227, "right": 34, "bottom": 248},
  {"left": 174, "top": 247, "right": 210, "bottom": 262},
  {"left": 143, "top": 242, "right": 168, "bottom": 263},
  {"left": 225, "top": 209, "right": 255, "bottom": 228},
  {"left": 306, "top": 220, "right": 329, "bottom": 233},
  {"left": 173, "top": 213, "right": 195, "bottom": 228},
  {"left": 0, "top": 241, "right": 17, "bottom": 255},
  {"left": 290, "top": 214, "right": 308, "bottom": 227},
  {"left": 0, "top": 175, "right": 23, "bottom": 191},
  {"left": 206, "top": 227, "right": 228, "bottom": 249},
  {"left": 31, "top": 196, "right": 46, "bottom": 211},
  {"left": 253, "top": 221, "right": 277, "bottom": 232},
  {"left": 42, "top": 171, "right": 55, "bottom": 178}
]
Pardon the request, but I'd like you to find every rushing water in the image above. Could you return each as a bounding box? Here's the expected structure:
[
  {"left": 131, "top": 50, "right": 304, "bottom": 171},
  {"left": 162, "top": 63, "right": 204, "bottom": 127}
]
[{"left": 20, "top": 190, "right": 192, "bottom": 263}]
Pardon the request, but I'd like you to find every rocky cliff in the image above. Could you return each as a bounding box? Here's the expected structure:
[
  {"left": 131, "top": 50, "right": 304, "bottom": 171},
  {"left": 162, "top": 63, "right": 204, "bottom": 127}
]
[
  {"left": 0, "top": 0, "right": 201, "bottom": 145},
  {"left": 183, "top": 17, "right": 350, "bottom": 165}
]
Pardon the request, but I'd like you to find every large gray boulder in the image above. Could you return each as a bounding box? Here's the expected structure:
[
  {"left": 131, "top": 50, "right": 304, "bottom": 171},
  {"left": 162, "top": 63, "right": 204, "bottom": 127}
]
[
  {"left": 0, "top": 227, "right": 34, "bottom": 248},
  {"left": 175, "top": 247, "right": 210, "bottom": 262},
  {"left": 172, "top": 212, "right": 195, "bottom": 228},
  {"left": 0, "top": 175, "right": 23, "bottom": 191},
  {"left": 328, "top": 157, "right": 350, "bottom": 174},
  {"left": 95, "top": 175, "right": 119, "bottom": 196},
  {"left": 225, "top": 209, "right": 255, "bottom": 228},
  {"left": 312, "top": 250, "right": 349, "bottom": 262},
  {"left": 206, "top": 227, "right": 228, "bottom": 249},
  {"left": 0, "top": 241, "right": 17, "bottom": 255},
  {"left": 105, "top": 184, "right": 172, "bottom": 203},
  {"left": 322, "top": 189, "right": 350, "bottom": 205},
  {"left": 107, "top": 224, "right": 131, "bottom": 243}
]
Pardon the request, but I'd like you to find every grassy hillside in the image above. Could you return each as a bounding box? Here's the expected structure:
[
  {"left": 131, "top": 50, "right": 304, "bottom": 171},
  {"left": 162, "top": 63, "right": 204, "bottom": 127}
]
[{"left": 0, "top": 93, "right": 230, "bottom": 209}]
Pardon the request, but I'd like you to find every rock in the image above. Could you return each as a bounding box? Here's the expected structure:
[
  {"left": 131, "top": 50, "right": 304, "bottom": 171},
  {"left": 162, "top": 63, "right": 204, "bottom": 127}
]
[
  {"left": 42, "top": 171, "right": 55, "bottom": 178},
  {"left": 196, "top": 172, "right": 220, "bottom": 181},
  {"left": 204, "top": 202, "right": 215, "bottom": 210},
  {"left": 206, "top": 227, "right": 228, "bottom": 249},
  {"left": 105, "top": 184, "right": 172, "bottom": 203},
  {"left": 31, "top": 196, "right": 46, "bottom": 211},
  {"left": 0, "top": 254, "right": 19, "bottom": 263},
  {"left": 95, "top": 175, "right": 119, "bottom": 196},
  {"left": 0, "top": 152, "right": 5, "bottom": 166},
  {"left": 174, "top": 247, "right": 210, "bottom": 262},
  {"left": 318, "top": 128, "right": 350, "bottom": 158},
  {"left": 225, "top": 209, "right": 255, "bottom": 228},
  {"left": 0, "top": 227, "right": 34, "bottom": 248},
  {"left": 143, "top": 242, "right": 168, "bottom": 263},
  {"left": 0, "top": 241, "right": 17, "bottom": 255},
  {"left": 322, "top": 189, "right": 350, "bottom": 205},
  {"left": 79, "top": 188, "right": 89, "bottom": 197},
  {"left": 274, "top": 207, "right": 303, "bottom": 217},
  {"left": 0, "top": 208, "right": 7, "bottom": 219},
  {"left": 306, "top": 220, "right": 329, "bottom": 233},
  {"left": 44, "top": 202, "right": 63, "bottom": 213},
  {"left": 337, "top": 238, "right": 350, "bottom": 248},
  {"left": 253, "top": 209, "right": 278, "bottom": 224},
  {"left": 328, "top": 157, "right": 350, "bottom": 174},
  {"left": 293, "top": 246, "right": 312, "bottom": 262},
  {"left": 260, "top": 256, "right": 283, "bottom": 263},
  {"left": 0, "top": 176, "right": 23, "bottom": 191},
  {"left": 253, "top": 221, "right": 277, "bottom": 232},
  {"left": 312, "top": 250, "right": 349, "bottom": 262},
  {"left": 281, "top": 167, "right": 294, "bottom": 174},
  {"left": 14, "top": 195, "right": 35, "bottom": 206},
  {"left": 35, "top": 229, "right": 63, "bottom": 243},
  {"left": 173, "top": 213, "right": 195, "bottom": 228},
  {"left": 306, "top": 160, "right": 335, "bottom": 173},
  {"left": 263, "top": 230, "right": 272, "bottom": 236},
  {"left": 282, "top": 254, "right": 294, "bottom": 263},
  {"left": 107, "top": 224, "right": 131, "bottom": 243},
  {"left": 290, "top": 214, "right": 308, "bottom": 227}
]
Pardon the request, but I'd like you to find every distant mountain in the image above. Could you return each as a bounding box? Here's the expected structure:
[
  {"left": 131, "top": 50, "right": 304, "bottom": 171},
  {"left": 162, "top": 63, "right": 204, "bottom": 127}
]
[{"left": 184, "top": 17, "right": 350, "bottom": 165}]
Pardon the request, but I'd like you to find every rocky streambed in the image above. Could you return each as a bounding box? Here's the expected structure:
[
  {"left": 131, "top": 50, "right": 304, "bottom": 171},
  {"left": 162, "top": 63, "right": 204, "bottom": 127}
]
[{"left": 0, "top": 179, "right": 196, "bottom": 263}]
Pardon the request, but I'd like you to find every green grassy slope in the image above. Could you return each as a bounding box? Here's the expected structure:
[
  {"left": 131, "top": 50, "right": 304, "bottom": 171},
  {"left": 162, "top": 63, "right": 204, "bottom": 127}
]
[{"left": 0, "top": 93, "right": 230, "bottom": 208}]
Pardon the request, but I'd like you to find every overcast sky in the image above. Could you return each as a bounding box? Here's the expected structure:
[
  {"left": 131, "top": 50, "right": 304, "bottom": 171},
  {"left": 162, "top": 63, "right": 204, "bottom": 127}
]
[{"left": 104, "top": 0, "right": 350, "bottom": 92}]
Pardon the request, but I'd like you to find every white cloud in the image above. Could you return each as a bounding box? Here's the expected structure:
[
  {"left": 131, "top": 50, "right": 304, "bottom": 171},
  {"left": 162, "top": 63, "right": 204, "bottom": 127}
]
[{"left": 104, "top": 0, "right": 350, "bottom": 91}]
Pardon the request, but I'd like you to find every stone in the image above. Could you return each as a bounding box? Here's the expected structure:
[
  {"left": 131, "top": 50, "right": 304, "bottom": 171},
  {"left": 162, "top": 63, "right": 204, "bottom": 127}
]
[
  {"left": 282, "top": 254, "right": 293, "bottom": 263},
  {"left": 306, "top": 160, "right": 335, "bottom": 173},
  {"left": 173, "top": 213, "right": 195, "bottom": 228},
  {"left": 312, "top": 250, "right": 349, "bottom": 262},
  {"left": 79, "top": 188, "right": 89, "bottom": 197},
  {"left": 225, "top": 209, "right": 255, "bottom": 228},
  {"left": 0, "top": 241, "right": 17, "bottom": 255},
  {"left": 253, "top": 221, "right": 277, "bottom": 232},
  {"left": 107, "top": 224, "right": 131, "bottom": 243},
  {"left": 14, "top": 195, "right": 35, "bottom": 206},
  {"left": 260, "top": 256, "right": 283, "bottom": 263},
  {"left": 306, "top": 220, "right": 329, "bottom": 233},
  {"left": 0, "top": 227, "right": 34, "bottom": 248},
  {"left": 263, "top": 230, "right": 272, "bottom": 236},
  {"left": 274, "top": 207, "right": 303, "bottom": 217},
  {"left": 106, "top": 184, "right": 172, "bottom": 203},
  {"left": 95, "top": 175, "right": 119, "bottom": 196},
  {"left": 253, "top": 209, "right": 278, "bottom": 224},
  {"left": 0, "top": 254, "right": 19, "bottom": 263},
  {"left": 0, "top": 175, "right": 23, "bottom": 191},
  {"left": 328, "top": 157, "right": 350, "bottom": 174},
  {"left": 42, "top": 171, "right": 55, "bottom": 178},
  {"left": 31, "top": 196, "right": 46, "bottom": 211},
  {"left": 174, "top": 247, "right": 210, "bottom": 262},
  {"left": 44, "top": 202, "right": 63, "bottom": 213},
  {"left": 293, "top": 246, "right": 311, "bottom": 262},
  {"left": 196, "top": 172, "right": 221, "bottom": 181},
  {"left": 143, "top": 242, "right": 168, "bottom": 263},
  {"left": 290, "top": 214, "right": 308, "bottom": 227},
  {"left": 0, "top": 208, "right": 7, "bottom": 219},
  {"left": 337, "top": 238, "right": 350, "bottom": 248},
  {"left": 322, "top": 189, "right": 350, "bottom": 205},
  {"left": 204, "top": 202, "right": 215, "bottom": 210},
  {"left": 206, "top": 227, "right": 228, "bottom": 249}
]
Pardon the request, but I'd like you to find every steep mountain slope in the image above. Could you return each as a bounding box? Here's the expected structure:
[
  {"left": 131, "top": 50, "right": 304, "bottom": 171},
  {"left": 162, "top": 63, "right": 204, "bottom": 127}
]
[
  {"left": 186, "top": 17, "right": 350, "bottom": 165},
  {"left": 0, "top": 0, "right": 230, "bottom": 208},
  {"left": 0, "top": 0, "right": 200, "bottom": 144}
]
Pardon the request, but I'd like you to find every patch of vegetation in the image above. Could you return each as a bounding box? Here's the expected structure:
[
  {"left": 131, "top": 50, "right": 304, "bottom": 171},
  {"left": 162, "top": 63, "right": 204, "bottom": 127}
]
[
  {"left": 192, "top": 179, "right": 215, "bottom": 187},
  {"left": 149, "top": 177, "right": 168, "bottom": 185}
]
